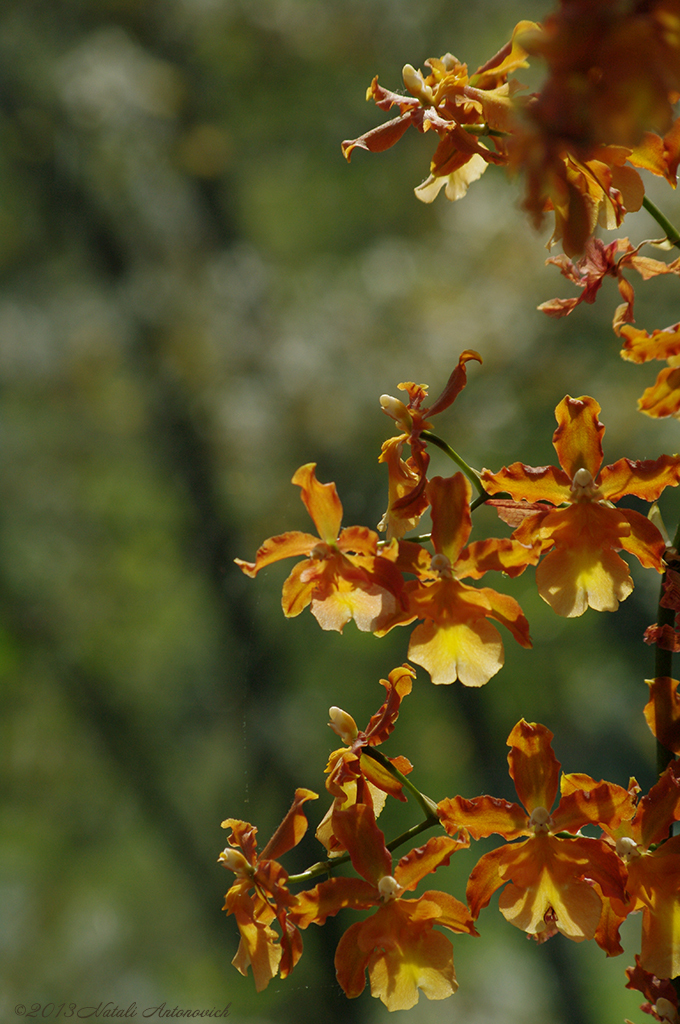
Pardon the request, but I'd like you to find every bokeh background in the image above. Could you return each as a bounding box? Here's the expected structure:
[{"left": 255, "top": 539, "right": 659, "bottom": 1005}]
[{"left": 3, "top": 2, "right": 680, "bottom": 1022}]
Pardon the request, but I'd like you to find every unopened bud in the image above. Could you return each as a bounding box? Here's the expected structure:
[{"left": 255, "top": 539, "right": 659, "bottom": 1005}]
[
  {"left": 329, "top": 706, "right": 359, "bottom": 745},
  {"left": 654, "top": 997, "right": 678, "bottom": 1023},
  {"left": 380, "top": 394, "right": 413, "bottom": 432},
  {"left": 402, "top": 64, "right": 435, "bottom": 105},
  {"left": 378, "top": 875, "right": 401, "bottom": 901},
  {"left": 218, "top": 848, "right": 252, "bottom": 875}
]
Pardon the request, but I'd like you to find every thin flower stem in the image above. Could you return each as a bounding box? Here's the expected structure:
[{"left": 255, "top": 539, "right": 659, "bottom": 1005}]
[
  {"left": 360, "top": 746, "right": 440, "bottom": 821},
  {"left": 642, "top": 195, "right": 680, "bottom": 249},
  {"left": 420, "top": 430, "right": 488, "bottom": 500},
  {"left": 286, "top": 750, "right": 442, "bottom": 886}
]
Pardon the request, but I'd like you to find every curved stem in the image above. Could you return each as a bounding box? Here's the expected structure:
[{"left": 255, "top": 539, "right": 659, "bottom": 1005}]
[
  {"left": 420, "top": 430, "right": 488, "bottom": 500},
  {"left": 642, "top": 195, "right": 680, "bottom": 249}
]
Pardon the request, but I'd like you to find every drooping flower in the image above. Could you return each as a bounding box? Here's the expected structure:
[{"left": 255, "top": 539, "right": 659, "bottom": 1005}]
[
  {"left": 619, "top": 321, "right": 680, "bottom": 419},
  {"left": 481, "top": 395, "right": 680, "bottom": 616},
  {"left": 438, "top": 720, "right": 630, "bottom": 943},
  {"left": 538, "top": 237, "right": 680, "bottom": 333},
  {"left": 341, "top": 23, "right": 537, "bottom": 204},
  {"left": 376, "top": 473, "right": 536, "bottom": 686},
  {"left": 219, "top": 788, "right": 318, "bottom": 991},
  {"left": 291, "top": 802, "right": 476, "bottom": 1011},
  {"left": 626, "top": 955, "right": 680, "bottom": 1023},
  {"left": 378, "top": 350, "right": 482, "bottom": 540},
  {"left": 598, "top": 761, "right": 680, "bottom": 980},
  {"left": 235, "top": 463, "right": 404, "bottom": 632},
  {"left": 317, "top": 665, "right": 417, "bottom": 854}
]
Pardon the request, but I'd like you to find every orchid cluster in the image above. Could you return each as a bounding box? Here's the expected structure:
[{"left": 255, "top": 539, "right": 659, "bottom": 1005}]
[{"left": 221, "top": 1, "right": 680, "bottom": 1019}]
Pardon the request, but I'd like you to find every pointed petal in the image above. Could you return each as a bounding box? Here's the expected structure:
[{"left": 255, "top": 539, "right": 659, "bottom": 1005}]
[
  {"left": 394, "top": 835, "right": 469, "bottom": 891},
  {"left": 507, "top": 720, "right": 560, "bottom": 814},
  {"left": 260, "top": 788, "right": 319, "bottom": 862},
  {"left": 638, "top": 366, "right": 680, "bottom": 419},
  {"left": 480, "top": 463, "right": 572, "bottom": 504},
  {"left": 438, "top": 794, "right": 528, "bottom": 840},
  {"left": 476, "top": 586, "right": 532, "bottom": 647},
  {"left": 643, "top": 677, "right": 680, "bottom": 754},
  {"left": 427, "top": 473, "right": 472, "bottom": 562},
  {"left": 552, "top": 396, "right": 604, "bottom": 479},
  {"left": 617, "top": 509, "right": 666, "bottom": 570},
  {"left": 426, "top": 350, "right": 482, "bottom": 417},
  {"left": 292, "top": 463, "right": 343, "bottom": 543},
  {"left": 331, "top": 803, "right": 392, "bottom": 886},
  {"left": 363, "top": 664, "right": 415, "bottom": 744},
  {"left": 235, "top": 531, "right": 323, "bottom": 577},
  {"left": 466, "top": 844, "right": 517, "bottom": 918},
  {"left": 599, "top": 455, "right": 680, "bottom": 503},
  {"left": 636, "top": 761, "right": 680, "bottom": 848},
  {"left": 291, "top": 877, "right": 377, "bottom": 928}
]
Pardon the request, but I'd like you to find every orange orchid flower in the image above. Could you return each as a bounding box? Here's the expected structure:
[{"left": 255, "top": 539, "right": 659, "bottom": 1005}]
[
  {"left": 539, "top": 237, "right": 680, "bottom": 333},
  {"left": 317, "top": 665, "right": 416, "bottom": 855},
  {"left": 619, "top": 321, "right": 680, "bottom": 419},
  {"left": 481, "top": 395, "right": 680, "bottom": 616},
  {"left": 596, "top": 761, "right": 680, "bottom": 980},
  {"left": 341, "top": 23, "right": 537, "bottom": 205},
  {"left": 377, "top": 473, "right": 535, "bottom": 686},
  {"left": 291, "top": 802, "right": 475, "bottom": 1011},
  {"left": 626, "top": 955, "right": 680, "bottom": 1022},
  {"left": 438, "top": 720, "right": 630, "bottom": 944},
  {"left": 235, "top": 463, "right": 404, "bottom": 633},
  {"left": 378, "top": 350, "right": 481, "bottom": 540},
  {"left": 219, "top": 788, "right": 318, "bottom": 992}
]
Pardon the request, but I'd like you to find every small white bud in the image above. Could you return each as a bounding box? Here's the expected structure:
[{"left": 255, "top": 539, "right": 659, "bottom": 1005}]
[
  {"left": 328, "top": 706, "right": 358, "bottom": 745},
  {"left": 218, "top": 848, "right": 252, "bottom": 875},
  {"left": 402, "top": 64, "right": 435, "bottom": 105}
]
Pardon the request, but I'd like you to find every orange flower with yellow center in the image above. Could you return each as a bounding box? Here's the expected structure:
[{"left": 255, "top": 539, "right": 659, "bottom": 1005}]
[
  {"left": 291, "top": 802, "right": 476, "bottom": 1011},
  {"left": 235, "top": 463, "right": 403, "bottom": 633},
  {"left": 377, "top": 472, "right": 535, "bottom": 686},
  {"left": 597, "top": 760, "right": 680, "bottom": 980},
  {"left": 438, "top": 720, "right": 630, "bottom": 943},
  {"left": 481, "top": 395, "right": 680, "bottom": 616}
]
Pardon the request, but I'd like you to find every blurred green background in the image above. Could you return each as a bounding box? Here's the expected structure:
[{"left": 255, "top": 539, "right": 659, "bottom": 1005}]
[{"left": 3, "top": 2, "right": 680, "bottom": 1022}]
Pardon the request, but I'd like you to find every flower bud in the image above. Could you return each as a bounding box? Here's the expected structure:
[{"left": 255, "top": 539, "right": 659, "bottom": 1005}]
[
  {"left": 328, "top": 706, "right": 359, "bottom": 744},
  {"left": 654, "top": 998, "right": 678, "bottom": 1023},
  {"left": 218, "top": 848, "right": 252, "bottom": 876},
  {"left": 402, "top": 64, "right": 435, "bottom": 105},
  {"left": 380, "top": 394, "right": 413, "bottom": 433}
]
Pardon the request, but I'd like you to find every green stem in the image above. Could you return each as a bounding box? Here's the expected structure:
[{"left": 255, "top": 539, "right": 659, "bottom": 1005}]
[
  {"left": 642, "top": 195, "right": 680, "bottom": 249},
  {"left": 286, "top": 750, "right": 442, "bottom": 886},
  {"left": 420, "top": 430, "right": 488, "bottom": 500},
  {"left": 360, "top": 746, "right": 440, "bottom": 821}
]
